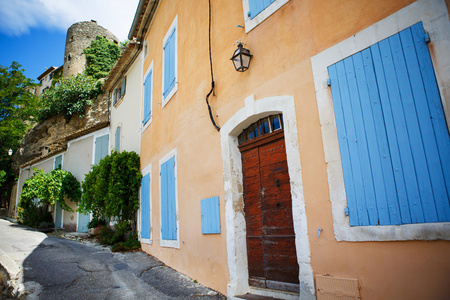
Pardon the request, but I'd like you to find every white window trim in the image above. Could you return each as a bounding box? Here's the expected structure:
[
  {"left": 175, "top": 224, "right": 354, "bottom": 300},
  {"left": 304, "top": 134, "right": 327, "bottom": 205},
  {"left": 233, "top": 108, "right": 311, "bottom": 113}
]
[
  {"left": 159, "top": 148, "right": 180, "bottom": 249},
  {"left": 140, "top": 163, "right": 152, "bottom": 244},
  {"left": 311, "top": 0, "right": 450, "bottom": 242},
  {"left": 114, "top": 123, "right": 122, "bottom": 152},
  {"left": 161, "top": 15, "right": 178, "bottom": 108},
  {"left": 53, "top": 153, "right": 64, "bottom": 170},
  {"left": 242, "top": 0, "right": 289, "bottom": 33},
  {"left": 142, "top": 60, "right": 154, "bottom": 132}
]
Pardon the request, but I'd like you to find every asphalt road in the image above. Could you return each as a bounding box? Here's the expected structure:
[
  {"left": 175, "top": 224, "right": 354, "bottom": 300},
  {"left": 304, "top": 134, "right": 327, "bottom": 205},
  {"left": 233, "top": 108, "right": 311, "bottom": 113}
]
[{"left": 0, "top": 218, "right": 224, "bottom": 299}]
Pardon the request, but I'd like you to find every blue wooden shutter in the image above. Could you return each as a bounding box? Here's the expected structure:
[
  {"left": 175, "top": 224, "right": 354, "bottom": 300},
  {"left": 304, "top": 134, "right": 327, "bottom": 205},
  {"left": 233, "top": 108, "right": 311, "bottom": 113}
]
[
  {"left": 163, "top": 28, "right": 176, "bottom": 98},
  {"left": 248, "top": 0, "right": 276, "bottom": 19},
  {"left": 112, "top": 89, "right": 117, "bottom": 105},
  {"left": 140, "top": 173, "right": 151, "bottom": 239},
  {"left": 201, "top": 196, "right": 221, "bottom": 234},
  {"left": 328, "top": 22, "right": 450, "bottom": 226},
  {"left": 115, "top": 126, "right": 121, "bottom": 151},
  {"left": 143, "top": 70, "right": 152, "bottom": 124},
  {"left": 161, "top": 156, "right": 177, "bottom": 240},
  {"left": 94, "top": 134, "right": 109, "bottom": 165},
  {"left": 121, "top": 76, "right": 126, "bottom": 98},
  {"left": 54, "top": 155, "right": 62, "bottom": 169}
]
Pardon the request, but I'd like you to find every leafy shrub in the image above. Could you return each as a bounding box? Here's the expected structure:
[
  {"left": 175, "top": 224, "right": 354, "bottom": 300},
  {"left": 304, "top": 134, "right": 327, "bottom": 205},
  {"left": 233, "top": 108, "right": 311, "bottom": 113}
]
[
  {"left": 111, "top": 231, "right": 141, "bottom": 252},
  {"left": 80, "top": 150, "right": 142, "bottom": 222},
  {"left": 37, "top": 74, "right": 102, "bottom": 121},
  {"left": 87, "top": 217, "right": 106, "bottom": 229},
  {"left": 83, "top": 36, "right": 120, "bottom": 79},
  {"left": 19, "top": 168, "right": 81, "bottom": 211},
  {"left": 98, "top": 225, "right": 115, "bottom": 245},
  {"left": 17, "top": 203, "right": 54, "bottom": 228}
]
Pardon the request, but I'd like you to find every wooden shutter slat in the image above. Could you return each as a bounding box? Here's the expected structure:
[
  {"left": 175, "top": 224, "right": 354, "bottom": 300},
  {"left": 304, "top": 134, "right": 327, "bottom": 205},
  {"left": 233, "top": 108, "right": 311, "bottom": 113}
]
[
  {"left": 328, "top": 64, "right": 359, "bottom": 226},
  {"left": 361, "top": 48, "right": 401, "bottom": 225},
  {"left": 411, "top": 23, "right": 450, "bottom": 221}
]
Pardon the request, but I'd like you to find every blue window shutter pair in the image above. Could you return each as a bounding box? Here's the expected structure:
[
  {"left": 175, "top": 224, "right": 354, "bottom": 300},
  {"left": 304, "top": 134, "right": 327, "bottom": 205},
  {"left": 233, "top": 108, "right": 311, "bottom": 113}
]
[
  {"left": 328, "top": 22, "right": 450, "bottom": 226},
  {"left": 161, "top": 156, "right": 177, "bottom": 240},
  {"left": 115, "top": 126, "right": 121, "bottom": 151},
  {"left": 201, "top": 196, "right": 221, "bottom": 234},
  {"left": 248, "top": 0, "right": 276, "bottom": 19},
  {"left": 94, "top": 134, "right": 109, "bottom": 165},
  {"left": 143, "top": 70, "right": 152, "bottom": 124},
  {"left": 141, "top": 173, "right": 151, "bottom": 239},
  {"left": 163, "top": 28, "right": 176, "bottom": 98}
]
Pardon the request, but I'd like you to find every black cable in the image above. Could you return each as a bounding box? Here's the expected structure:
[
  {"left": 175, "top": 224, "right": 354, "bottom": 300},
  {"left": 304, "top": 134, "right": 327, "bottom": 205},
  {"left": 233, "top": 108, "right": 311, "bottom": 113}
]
[{"left": 206, "top": 0, "right": 220, "bottom": 131}]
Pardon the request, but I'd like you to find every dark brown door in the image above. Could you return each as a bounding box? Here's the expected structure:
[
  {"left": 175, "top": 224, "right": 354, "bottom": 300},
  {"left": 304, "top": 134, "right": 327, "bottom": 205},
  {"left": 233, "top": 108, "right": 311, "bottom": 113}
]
[{"left": 240, "top": 130, "right": 299, "bottom": 293}]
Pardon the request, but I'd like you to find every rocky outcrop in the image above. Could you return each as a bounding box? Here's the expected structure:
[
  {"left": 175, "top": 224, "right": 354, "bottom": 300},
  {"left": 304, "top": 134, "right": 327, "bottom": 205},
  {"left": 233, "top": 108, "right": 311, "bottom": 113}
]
[{"left": 12, "top": 92, "right": 109, "bottom": 172}]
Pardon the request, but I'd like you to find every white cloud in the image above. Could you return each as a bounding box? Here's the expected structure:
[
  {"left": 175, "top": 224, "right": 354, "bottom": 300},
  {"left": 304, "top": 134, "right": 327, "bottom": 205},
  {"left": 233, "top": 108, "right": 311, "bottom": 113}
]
[{"left": 0, "top": 0, "right": 139, "bottom": 41}]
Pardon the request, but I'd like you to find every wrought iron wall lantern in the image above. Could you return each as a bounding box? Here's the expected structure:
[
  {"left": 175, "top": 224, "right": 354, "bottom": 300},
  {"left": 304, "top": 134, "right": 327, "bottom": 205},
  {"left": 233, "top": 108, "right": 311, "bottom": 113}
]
[
  {"left": 231, "top": 42, "right": 252, "bottom": 72},
  {"left": 8, "top": 149, "right": 13, "bottom": 156}
]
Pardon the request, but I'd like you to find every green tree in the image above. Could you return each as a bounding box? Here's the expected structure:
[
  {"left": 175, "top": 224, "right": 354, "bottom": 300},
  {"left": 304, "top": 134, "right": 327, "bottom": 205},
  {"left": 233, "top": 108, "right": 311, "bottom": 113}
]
[
  {"left": 37, "top": 73, "right": 102, "bottom": 122},
  {"left": 84, "top": 36, "right": 121, "bottom": 79},
  {"left": 0, "top": 62, "right": 38, "bottom": 201}
]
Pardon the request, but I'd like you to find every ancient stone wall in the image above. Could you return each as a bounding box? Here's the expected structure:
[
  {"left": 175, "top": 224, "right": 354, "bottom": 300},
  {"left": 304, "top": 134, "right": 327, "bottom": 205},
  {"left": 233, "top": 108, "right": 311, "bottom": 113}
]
[
  {"left": 63, "top": 20, "right": 119, "bottom": 78},
  {"left": 13, "top": 92, "right": 109, "bottom": 171}
]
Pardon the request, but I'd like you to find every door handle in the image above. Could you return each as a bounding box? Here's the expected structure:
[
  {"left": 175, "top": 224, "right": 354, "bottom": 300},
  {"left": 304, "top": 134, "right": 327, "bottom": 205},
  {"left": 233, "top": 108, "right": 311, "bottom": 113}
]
[{"left": 275, "top": 179, "right": 280, "bottom": 187}]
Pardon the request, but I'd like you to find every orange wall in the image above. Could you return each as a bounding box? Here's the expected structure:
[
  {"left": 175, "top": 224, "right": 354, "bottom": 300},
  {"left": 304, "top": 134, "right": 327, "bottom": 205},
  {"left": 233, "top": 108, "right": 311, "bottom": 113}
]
[{"left": 140, "top": 0, "right": 450, "bottom": 298}]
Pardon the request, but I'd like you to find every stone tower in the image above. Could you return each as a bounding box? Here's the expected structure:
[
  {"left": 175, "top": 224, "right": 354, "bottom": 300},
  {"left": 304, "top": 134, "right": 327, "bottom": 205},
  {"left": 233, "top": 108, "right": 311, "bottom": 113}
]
[{"left": 63, "top": 20, "right": 119, "bottom": 78}]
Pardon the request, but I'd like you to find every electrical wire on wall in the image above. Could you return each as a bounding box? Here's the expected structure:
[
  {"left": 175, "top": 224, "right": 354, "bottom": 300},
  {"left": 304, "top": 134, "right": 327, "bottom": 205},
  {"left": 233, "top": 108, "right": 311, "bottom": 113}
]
[{"left": 206, "top": 0, "right": 220, "bottom": 131}]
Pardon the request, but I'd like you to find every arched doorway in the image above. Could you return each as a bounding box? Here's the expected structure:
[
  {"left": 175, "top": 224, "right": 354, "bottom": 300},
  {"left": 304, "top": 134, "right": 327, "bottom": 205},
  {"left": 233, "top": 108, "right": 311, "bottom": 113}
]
[
  {"left": 220, "top": 95, "right": 315, "bottom": 299},
  {"left": 238, "top": 114, "right": 299, "bottom": 292}
]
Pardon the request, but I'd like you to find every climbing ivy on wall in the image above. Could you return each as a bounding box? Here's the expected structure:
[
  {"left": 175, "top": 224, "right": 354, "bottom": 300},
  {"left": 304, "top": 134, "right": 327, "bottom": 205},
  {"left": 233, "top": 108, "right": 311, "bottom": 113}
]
[
  {"left": 37, "top": 73, "right": 102, "bottom": 122},
  {"left": 83, "top": 36, "right": 121, "bottom": 79},
  {"left": 18, "top": 168, "right": 81, "bottom": 226},
  {"left": 79, "top": 150, "right": 142, "bottom": 223}
]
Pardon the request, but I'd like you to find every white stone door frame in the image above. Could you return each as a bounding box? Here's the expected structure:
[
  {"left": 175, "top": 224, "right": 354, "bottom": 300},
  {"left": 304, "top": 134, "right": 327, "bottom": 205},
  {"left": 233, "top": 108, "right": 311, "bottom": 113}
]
[{"left": 220, "top": 95, "right": 315, "bottom": 299}]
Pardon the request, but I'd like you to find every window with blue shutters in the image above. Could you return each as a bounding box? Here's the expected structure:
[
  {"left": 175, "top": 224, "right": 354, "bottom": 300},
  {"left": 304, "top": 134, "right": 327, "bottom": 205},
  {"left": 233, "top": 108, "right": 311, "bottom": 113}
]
[
  {"left": 201, "top": 196, "right": 221, "bottom": 234},
  {"left": 162, "top": 16, "right": 178, "bottom": 106},
  {"left": 140, "top": 170, "right": 151, "bottom": 242},
  {"left": 143, "top": 67, "right": 153, "bottom": 126},
  {"left": 248, "top": 0, "right": 276, "bottom": 19},
  {"left": 328, "top": 22, "right": 450, "bottom": 227},
  {"left": 243, "top": 0, "right": 289, "bottom": 32},
  {"left": 94, "top": 134, "right": 109, "bottom": 165},
  {"left": 115, "top": 126, "right": 121, "bottom": 151},
  {"left": 160, "top": 150, "right": 179, "bottom": 248},
  {"left": 112, "top": 76, "right": 126, "bottom": 106}
]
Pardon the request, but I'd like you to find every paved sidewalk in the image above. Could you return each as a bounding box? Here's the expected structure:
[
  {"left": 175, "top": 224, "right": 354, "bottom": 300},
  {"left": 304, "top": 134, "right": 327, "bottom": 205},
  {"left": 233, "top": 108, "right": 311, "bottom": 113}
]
[{"left": 0, "top": 218, "right": 225, "bottom": 299}]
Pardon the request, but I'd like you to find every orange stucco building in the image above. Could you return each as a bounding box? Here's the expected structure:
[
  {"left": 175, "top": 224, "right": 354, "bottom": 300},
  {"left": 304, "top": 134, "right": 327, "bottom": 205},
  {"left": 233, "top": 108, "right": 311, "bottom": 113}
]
[{"left": 124, "top": 0, "right": 450, "bottom": 298}]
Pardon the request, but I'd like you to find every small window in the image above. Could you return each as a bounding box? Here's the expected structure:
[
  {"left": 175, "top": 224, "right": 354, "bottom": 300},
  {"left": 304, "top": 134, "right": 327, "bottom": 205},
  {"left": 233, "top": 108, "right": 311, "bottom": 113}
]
[
  {"left": 115, "top": 126, "right": 121, "bottom": 151},
  {"left": 238, "top": 114, "right": 283, "bottom": 145},
  {"left": 162, "top": 16, "right": 178, "bottom": 106},
  {"left": 160, "top": 150, "right": 179, "bottom": 248},
  {"left": 243, "top": 0, "right": 289, "bottom": 32},
  {"left": 144, "top": 41, "right": 148, "bottom": 58},
  {"left": 143, "top": 64, "right": 153, "bottom": 126}
]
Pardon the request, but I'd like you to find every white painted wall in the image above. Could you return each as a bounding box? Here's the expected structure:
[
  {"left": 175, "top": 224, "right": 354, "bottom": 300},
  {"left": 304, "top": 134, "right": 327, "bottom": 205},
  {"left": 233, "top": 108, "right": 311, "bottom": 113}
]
[{"left": 110, "top": 55, "right": 142, "bottom": 154}]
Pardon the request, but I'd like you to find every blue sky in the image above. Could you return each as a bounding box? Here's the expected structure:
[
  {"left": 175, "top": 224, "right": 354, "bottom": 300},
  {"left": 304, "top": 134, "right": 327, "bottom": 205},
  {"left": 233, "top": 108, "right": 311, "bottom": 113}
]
[{"left": 0, "top": 0, "right": 139, "bottom": 82}]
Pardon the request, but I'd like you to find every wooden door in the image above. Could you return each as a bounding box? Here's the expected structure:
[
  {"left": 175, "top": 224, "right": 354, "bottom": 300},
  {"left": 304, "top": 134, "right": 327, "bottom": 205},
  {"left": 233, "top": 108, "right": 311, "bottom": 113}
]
[{"left": 240, "top": 130, "right": 299, "bottom": 292}]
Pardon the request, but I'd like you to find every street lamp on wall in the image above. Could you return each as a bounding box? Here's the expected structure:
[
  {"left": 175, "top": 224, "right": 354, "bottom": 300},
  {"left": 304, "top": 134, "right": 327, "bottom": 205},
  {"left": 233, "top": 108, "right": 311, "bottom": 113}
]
[
  {"left": 231, "top": 42, "right": 252, "bottom": 72},
  {"left": 8, "top": 149, "right": 13, "bottom": 156}
]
